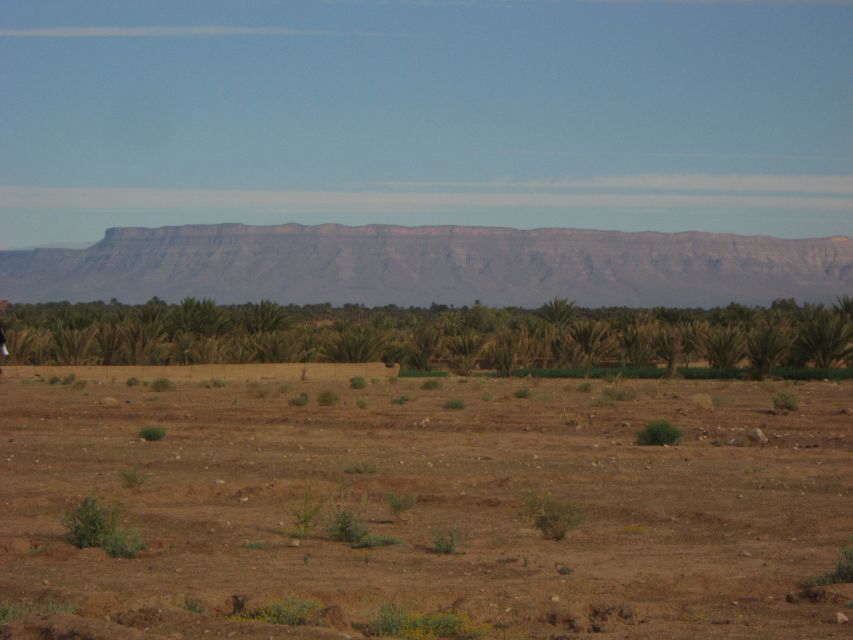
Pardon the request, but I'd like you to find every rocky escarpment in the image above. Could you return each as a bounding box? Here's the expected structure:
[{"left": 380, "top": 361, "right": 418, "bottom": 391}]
[{"left": 0, "top": 223, "right": 850, "bottom": 306}]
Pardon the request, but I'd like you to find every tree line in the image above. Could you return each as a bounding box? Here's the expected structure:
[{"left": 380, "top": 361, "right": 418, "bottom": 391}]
[{"left": 2, "top": 296, "right": 851, "bottom": 378}]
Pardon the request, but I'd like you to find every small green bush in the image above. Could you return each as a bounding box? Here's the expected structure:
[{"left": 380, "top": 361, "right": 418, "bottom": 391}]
[
  {"left": 242, "top": 541, "right": 265, "bottom": 550},
  {"left": 290, "top": 489, "right": 324, "bottom": 539},
  {"left": 139, "top": 426, "right": 166, "bottom": 441},
  {"left": 72, "top": 379, "right": 88, "bottom": 390},
  {"left": 444, "top": 399, "right": 465, "bottom": 410},
  {"left": 351, "top": 535, "right": 401, "bottom": 549},
  {"left": 289, "top": 393, "right": 309, "bottom": 407},
  {"left": 48, "top": 376, "right": 61, "bottom": 385},
  {"left": 182, "top": 596, "right": 206, "bottom": 615},
  {"left": 64, "top": 496, "right": 119, "bottom": 548},
  {"left": 803, "top": 546, "right": 853, "bottom": 587},
  {"left": 432, "top": 527, "right": 460, "bottom": 554},
  {"left": 0, "top": 601, "right": 77, "bottom": 627},
  {"left": 513, "top": 388, "right": 531, "bottom": 399},
  {"left": 350, "top": 376, "right": 368, "bottom": 390},
  {"left": 602, "top": 386, "right": 638, "bottom": 401},
  {"left": 101, "top": 527, "right": 146, "bottom": 558},
  {"left": 577, "top": 382, "right": 592, "bottom": 393},
  {"left": 61, "top": 373, "right": 77, "bottom": 386},
  {"left": 344, "top": 461, "right": 377, "bottom": 475},
  {"left": 385, "top": 492, "right": 416, "bottom": 518},
  {"left": 120, "top": 466, "right": 148, "bottom": 489},
  {"left": 356, "top": 397, "right": 368, "bottom": 409},
  {"left": 391, "top": 395, "right": 411, "bottom": 405},
  {"left": 368, "top": 605, "right": 488, "bottom": 640},
  {"left": 481, "top": 392, "right": 494, "bottom": 401},
  {"left": 772, "top": 389, "right": 800, "bottom": 412},
  {"left": 328, "top": 508, "right": 368, "bottom": 543},
  {"left": 126, "top": 377, "right": 140, "bottom": 387},
  {"left": 243, "top": 598, "right": 322, "bottom": 626},
  {"left": 420, "top": 379, "right": 442, "bottom": 390},
  {"left": 522, "top": 492, "right": 584, "bottom": 541},
  {"left": 150, "top": 378, "right": 175, "bottom": 392},
  {"left": 204, "top": 378, "right": 226, "bottom": 388},
  {"left": 636, "top": 420, "right": 682, "bottom": 446},
  {"left": 317, "top": 390, "right": 340, "bottom": 406}
]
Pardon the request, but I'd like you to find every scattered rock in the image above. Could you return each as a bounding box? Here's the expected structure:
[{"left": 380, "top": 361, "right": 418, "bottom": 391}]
[
  {"left": 728, "top": 437, "right": 745, "bottom": 447},
  {"left": 99, "top": 397, "right": 119, "bottom": 406},
  {"left": 288, "top": 539, "right": 301, "bottom": 547},
  {"left": 747, "top": 428, "right": 769, "bottom": 445},
  {"left": 738, "top": 549, "right": 753, "bottom": 557},
  {"left": 836, "top": 612, "right": 849, "bottom": 624},
  {"left": 785, "top": 592, "right": 800, "bottom": 604}
]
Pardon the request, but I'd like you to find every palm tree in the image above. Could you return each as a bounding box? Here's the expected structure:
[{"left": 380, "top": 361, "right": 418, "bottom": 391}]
[
  {"left": 568, "top": 320, "right": 614, "bottom": 377},
  {"left": 746, "top": 320, "right": 791, "bottom": 379},
  {"left": 445, "top": 331, "right": 487, "bottom": 376},
  {"left": 655, "top": 325, "right": 683, "bottom": 378},
  {"left": 535, "top": 298, "right": 578, "bottom": 328},
  {"left": 703, "top": 325, "right": 745, "bottom": 370},
  {"left": 327, "top": 325, "right": 387, "bottom": 363},
  {"left": 51, "top": 325, "right": 96, "bottom": 365},
  {"left": 618, "top": 317, "right": 658, "bottom": 368},
  {"left": 792, "top": 310, "right": 852, "bottom": 369},
  {"left": 406, "top": 323, "right": 442, "bottom": 371}
]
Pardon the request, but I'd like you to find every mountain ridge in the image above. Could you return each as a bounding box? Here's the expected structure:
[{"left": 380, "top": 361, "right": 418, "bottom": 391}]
[{"left": 1, "top": 223, "right": 850, "bottom": 307}]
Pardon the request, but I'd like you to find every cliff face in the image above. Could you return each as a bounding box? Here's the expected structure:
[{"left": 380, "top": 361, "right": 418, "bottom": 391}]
[{"left": 0, "top": 223, "right": 850, "bottom": 306}]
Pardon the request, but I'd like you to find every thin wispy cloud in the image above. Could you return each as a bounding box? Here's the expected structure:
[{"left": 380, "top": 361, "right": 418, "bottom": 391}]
[
  {"left": 377, "top": 174, "right": 853, "bottom": 195},
  {"left": 0, "top": 25, "right": 380, "bottom": 38},
  {"left": 2, "top": 185, "right": 851, "bottom": 213}
]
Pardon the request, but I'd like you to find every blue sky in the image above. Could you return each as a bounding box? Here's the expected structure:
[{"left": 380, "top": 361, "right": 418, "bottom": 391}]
[{"left": 1, "top": 0, "right": 852, "bottom": 249}]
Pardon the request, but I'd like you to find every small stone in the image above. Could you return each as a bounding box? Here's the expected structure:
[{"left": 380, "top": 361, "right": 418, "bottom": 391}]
[
  {"left": 837, "top": 612, "right": 849, "bottom": 624},
  {"left": 551, "top": 595, "right": 560, "bottom": 602},
  {"left": 748, "top": 428, "right": 769, "bottom": 445},
  {"left": 738, "top": 549, "right": 752, "bottom": 557},
  {"left": 100, "top": 397, "right": 119, "bottom": 406},
  {"left": 288, "top": 539, "right": 301, "bottom": 547}
]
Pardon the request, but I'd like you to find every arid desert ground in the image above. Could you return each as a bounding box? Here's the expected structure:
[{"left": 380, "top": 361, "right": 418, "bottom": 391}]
[{"left": 1, "top": 367, "right": 852, "bottom": 639}]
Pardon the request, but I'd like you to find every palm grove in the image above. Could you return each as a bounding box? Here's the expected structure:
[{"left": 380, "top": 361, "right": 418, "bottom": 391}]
[{"left": 2, "top": 296, "right": 852, "bottom": 379}]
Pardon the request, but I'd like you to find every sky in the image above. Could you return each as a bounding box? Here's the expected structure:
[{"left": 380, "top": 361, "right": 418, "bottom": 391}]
[{"left": 1, "top": 0, "right": 852, "bottom": 249}]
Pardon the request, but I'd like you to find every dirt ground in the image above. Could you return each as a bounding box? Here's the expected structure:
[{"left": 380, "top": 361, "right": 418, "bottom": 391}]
[{"left": 1, "top": 369, "right": 852, "bottom": 639}]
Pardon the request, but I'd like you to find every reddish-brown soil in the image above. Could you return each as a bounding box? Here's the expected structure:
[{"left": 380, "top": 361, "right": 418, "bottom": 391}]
[{"left": 1, "top": 371, "right": 852, "bottom": 639}]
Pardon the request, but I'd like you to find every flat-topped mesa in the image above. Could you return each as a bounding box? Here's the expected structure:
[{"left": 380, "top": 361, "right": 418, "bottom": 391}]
[{"left": 4, "top": 223, "right": 851, "bottom": 306}]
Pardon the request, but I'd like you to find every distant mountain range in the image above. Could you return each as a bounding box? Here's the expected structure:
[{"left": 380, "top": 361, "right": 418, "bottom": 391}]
[{"left": 0, "top": 223, "right": 850, "bottom": 307}]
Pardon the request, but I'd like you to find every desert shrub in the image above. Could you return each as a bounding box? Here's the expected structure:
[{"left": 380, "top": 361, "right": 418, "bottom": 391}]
[
  {"left": 290, "top": 489, "right": 324, "bottom": 539},
  {"left": 691, "top": 393, "right": 715, "bottom": 410},
  {"left": 391, "top": 395, "right": 411, "bottom": 405},
  {"left": 803, "top": 546, "right": 853, "bottom": 587},
  {"left": 120, "top": 466, "right": 147, "bottom": 489},
  {"left": 522, "top": 492, "right": 584, "bottom": 541},
  {"left": 101, "top": 527, "right": 146, "bottom": 558},
  {"left": 420, "top": 379, "right": 442, "bottom": 390},
  {"left": 432, "top": 527, "right": 460, "bottom": 554},
  {"left": 204, "top": 378, "right": 226, "bottom": 388},
  {"left": 64, "top": 495, "right": 120, "bottom": 548},
  {"left": 386, "top": 492, "right": 416, "bottom": 519},
  {"left": 289, "top": 393, "right": 309, "bottom": 407},
  {"left": 352, "top": 534, "right": 401, "bottom": 549},
  {"left": 350, "top": 376, "right": 368, "bottom": 390},
  {"left": 61, "top": 373, "right": 76, "bottom": 385},
  {"left": 481, "top": 392, "right": 494, "bottom": 401},
  {"left": 344, "top": 461, "right": 377, "bottom": 475},
  {"left": 139, "top": 426, "right": 166, "bottom": 441},
  {"left": 126, "top": 377, "right": 140, "bottom": 387},
  {"left": 356, "top": 397, "right": 368, "bottom": 409},
  {"left": 577, "top": 382, "right": 592, "bottom": 393},
  {"left": 601, "top": 386, "right": 638, "bottom": 401},
  {"left": 72, "top": 379, "right": 87, "bottom": 390},
  {"left": 773, "top": 389, "right": 800, "bottom": 412},
  {"left": 48, "top": 376, "right": 61, "bottom": 385},
  {"left": 444, "top": 399, "right": 465, "bottom": 410},
  {"left": 328, "top": 508, "right": 368, "bottom": 543},
  {"left": 0, "top": 601, "right": 77, "bottom": 627},
  {"left": 242, "top": 541, "right": 265, "bottom": 549},
  {"left": 243, "top": 598, "right": 322, "bottom": 626},
  {"left": 637, "top": 420, "right": 682, "bottom": 446},
  {"left": 182, "top": 596, "right": 206, "bottom": 615},
  {"left": 150, "top": 378, "right": 175, "bottom": 392},
  {"left": 513, "top": 388, "right": 531, "bottom": 399},
  {"left": 317, "top": 389, "right": 340, "bottom": 406},
  {"left": 368, "top": 606, "right": 490, "bottom": 640}
]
